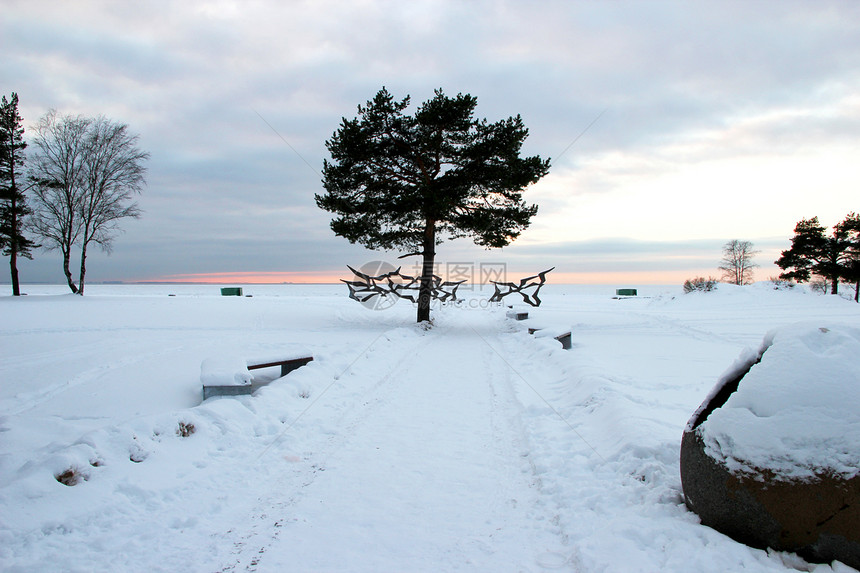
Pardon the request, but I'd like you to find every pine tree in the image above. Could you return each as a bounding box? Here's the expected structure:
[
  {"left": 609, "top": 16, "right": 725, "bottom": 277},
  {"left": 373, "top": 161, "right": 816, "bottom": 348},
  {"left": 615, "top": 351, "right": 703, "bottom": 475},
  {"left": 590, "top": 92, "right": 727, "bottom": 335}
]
[
  {"left": 835, "top": 212, "right": 860, "bottom": 302},
  {"left": 0, "top": 93, "right": 38, "bottom": 295},
  {"left": 775, "top": 215, "right": 857, "bottom": 296},
  {"left": 317, "top": 88, "right": 549, "bottom": 322}
]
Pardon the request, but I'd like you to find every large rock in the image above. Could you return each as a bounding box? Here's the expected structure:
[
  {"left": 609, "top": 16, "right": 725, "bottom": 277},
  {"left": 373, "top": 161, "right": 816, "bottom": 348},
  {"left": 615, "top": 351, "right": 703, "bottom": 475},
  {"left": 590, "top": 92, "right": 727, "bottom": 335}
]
[{"left": 680, "top": 323, "right": 860, "bottom": 569}]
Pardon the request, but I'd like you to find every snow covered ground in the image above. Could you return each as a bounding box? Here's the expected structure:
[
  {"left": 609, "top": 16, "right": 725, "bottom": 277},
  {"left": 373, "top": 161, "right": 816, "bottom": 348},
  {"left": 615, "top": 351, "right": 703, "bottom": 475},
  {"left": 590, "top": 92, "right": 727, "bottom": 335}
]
[{"left": 1, "top": 282, "right": 858, "bottom": 572}]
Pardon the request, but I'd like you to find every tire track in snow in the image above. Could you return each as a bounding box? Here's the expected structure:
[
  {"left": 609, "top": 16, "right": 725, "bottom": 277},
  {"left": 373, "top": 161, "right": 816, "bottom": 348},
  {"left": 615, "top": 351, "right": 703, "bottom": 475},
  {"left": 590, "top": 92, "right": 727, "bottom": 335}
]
[
  {"left": 215, "top": 326, "right": 435, "bottom": 572},
  {"left": 491, "top": 306, "right": 816, "bottom": 572},
  {"left": 215, "top": 319, "right": 570, "bottom": 572}
]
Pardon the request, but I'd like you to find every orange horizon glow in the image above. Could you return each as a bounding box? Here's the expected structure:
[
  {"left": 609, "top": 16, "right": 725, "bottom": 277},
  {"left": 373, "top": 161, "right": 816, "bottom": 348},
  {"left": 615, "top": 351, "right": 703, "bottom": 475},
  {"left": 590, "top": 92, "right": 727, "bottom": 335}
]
[
  {"left": 139, "top": 267, "right": 733, "bottom": 286},
  {"left": 139, "top": 271, "right": 345, "bottom": 284}
]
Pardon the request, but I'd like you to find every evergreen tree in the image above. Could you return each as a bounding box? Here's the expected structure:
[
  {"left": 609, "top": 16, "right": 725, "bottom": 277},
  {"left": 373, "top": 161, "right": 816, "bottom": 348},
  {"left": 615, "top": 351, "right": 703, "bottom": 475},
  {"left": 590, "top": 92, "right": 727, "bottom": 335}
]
[
  {"left": 0, "top": 93, "right": 38, "bottom": 295},
  {"left": 835, "top": 212, "right": 860, "bottom": 302},
  {"left": 775, "top": 215, "right": 856, "bottom": 296},
  {"left": 776, "top": 217, "right": 828, "bottom": 287},
  {"left": 317, "top": 88, "right": 549, "bottom": 322}
]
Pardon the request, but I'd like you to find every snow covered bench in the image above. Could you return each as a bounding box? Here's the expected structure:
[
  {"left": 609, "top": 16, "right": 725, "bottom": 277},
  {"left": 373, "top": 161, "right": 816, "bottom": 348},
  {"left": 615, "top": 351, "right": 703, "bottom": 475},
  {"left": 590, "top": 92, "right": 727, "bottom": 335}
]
[
  {"left": 201, "top": 352, "right": 313, "bottom": 400},
  {"left": 528, "top": 327, "right": 572, "bottom": 350},
  {"left": 506, "top": 310, "right": 529, "bottom": 321}
]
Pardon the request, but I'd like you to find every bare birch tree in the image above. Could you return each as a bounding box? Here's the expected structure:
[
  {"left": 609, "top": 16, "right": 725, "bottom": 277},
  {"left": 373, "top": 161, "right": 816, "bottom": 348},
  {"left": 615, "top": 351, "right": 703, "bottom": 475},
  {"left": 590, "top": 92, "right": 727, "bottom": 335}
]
[
  {"left": 76, "top": 117, "right": 147, "bottom": 294},
  {"left": 29, "top": 111, "right": 90, "bottom": 293},
  {"left": 718, "top": 239, "right": 759, "bottom": 285},
  {"left": 29, "top": 111, "right": 148, "bottom": 294}
]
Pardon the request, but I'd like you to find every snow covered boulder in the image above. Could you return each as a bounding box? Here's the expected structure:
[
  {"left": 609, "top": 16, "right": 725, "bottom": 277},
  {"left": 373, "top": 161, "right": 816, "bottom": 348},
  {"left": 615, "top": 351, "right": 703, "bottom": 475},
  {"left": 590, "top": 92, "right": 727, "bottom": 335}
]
[{"left": 680, "top": 323, "right": 860, "bottom": 569}]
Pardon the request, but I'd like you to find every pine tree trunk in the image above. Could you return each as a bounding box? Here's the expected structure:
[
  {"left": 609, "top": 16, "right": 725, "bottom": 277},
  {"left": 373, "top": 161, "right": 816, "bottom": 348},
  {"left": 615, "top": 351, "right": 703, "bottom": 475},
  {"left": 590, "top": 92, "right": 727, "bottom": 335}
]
[
  {"left": 9, "top": 202, "right": 20, "bottom": 295},
  {"left": 7, "top": 179, "right": 21, "bottom": 295},
  {"left": 10, "top": 250, "right": 20, "bottom": 296},
  {"left": 416, "top": 219, "right": 436, "bottom": 323},
  {"left": 830, "top": 278, "right": 838, "bottom": 295},
  {"left": 854, "top": 280, "right": 859, "bottom": 303}
]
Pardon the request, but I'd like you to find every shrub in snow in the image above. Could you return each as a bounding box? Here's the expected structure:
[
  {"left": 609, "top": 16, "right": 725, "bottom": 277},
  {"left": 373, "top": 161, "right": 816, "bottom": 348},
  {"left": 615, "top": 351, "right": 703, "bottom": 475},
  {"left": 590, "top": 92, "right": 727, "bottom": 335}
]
[
  {"left": 767, "top": 276, "right": 795, "bottom": 290},
  {"left": 683, "top": 277, "right": 718, "bottom": 293},
  {"left": 176, "top": 421, "right": 195, "bottom": 437},
  {"left": 680, "top": 323, "right": 860, "bottom": 569},
  {"left": 55, "top": 466, "right": 87, "bottom": 486}
]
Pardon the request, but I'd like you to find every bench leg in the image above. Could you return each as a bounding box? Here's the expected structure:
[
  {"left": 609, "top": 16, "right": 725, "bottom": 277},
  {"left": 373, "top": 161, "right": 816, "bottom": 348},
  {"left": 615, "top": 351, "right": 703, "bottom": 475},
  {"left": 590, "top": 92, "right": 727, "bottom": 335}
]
[
  {"left": 280, "top": 358, "right": 313, "bottom": 377},
  {"left": 556, "top": 333, "right": 572, "bottom": 350}
]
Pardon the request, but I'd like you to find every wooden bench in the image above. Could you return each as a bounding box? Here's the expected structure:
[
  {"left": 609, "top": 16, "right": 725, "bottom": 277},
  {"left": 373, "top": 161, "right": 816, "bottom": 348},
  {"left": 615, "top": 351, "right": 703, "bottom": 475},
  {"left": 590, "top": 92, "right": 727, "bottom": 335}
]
[
  {"left": 201, "top": 354, "right": 314, "bottom": 400},
  {"left": 247, "top": 356, "right": 314, "bottom": 377},
  {"left": 506, "top": 310, "right": 529, "bottom": 321}
]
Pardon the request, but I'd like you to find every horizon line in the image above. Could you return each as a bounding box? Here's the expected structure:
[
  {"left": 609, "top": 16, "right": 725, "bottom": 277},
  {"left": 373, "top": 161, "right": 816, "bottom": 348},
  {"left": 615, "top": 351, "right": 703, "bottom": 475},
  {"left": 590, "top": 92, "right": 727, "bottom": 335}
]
[
  {"left": 126, "top": 268, "right": 766, "bottom": 285},
  {"left": 7, "top": 267, "right": 766, "bottom": 286}
]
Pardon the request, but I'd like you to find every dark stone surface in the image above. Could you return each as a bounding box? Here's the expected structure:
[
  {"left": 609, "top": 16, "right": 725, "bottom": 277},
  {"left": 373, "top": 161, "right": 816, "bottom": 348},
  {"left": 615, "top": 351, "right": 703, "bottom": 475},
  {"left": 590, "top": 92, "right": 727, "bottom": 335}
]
[{"left": 681, "top": 372, "right": 860, "bottom": 569}]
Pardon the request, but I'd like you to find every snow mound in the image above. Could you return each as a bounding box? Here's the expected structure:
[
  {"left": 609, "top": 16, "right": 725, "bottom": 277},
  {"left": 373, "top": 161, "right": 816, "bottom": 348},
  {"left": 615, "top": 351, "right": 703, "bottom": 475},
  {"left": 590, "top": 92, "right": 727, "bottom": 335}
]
[
  {"left": 200, "top": 357, "right": 251, "bottom": 386},
  {"left": 698, "top": 322, "right": 860, "bottom": 480}
]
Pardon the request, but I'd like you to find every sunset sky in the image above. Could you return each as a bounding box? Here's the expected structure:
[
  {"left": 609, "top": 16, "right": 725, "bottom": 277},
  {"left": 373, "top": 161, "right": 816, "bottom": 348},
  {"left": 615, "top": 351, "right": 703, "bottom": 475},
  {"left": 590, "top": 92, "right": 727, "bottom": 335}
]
[{"left": 2, "top": 0, "right": 858, "bottom": 285}]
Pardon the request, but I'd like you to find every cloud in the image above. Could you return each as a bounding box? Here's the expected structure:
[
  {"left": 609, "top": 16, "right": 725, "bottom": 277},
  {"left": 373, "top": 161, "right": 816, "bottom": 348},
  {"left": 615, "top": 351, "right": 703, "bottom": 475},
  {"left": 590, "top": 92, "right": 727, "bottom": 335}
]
[{"left": 2, "top": 0, "right": 859, "bottom": 285}]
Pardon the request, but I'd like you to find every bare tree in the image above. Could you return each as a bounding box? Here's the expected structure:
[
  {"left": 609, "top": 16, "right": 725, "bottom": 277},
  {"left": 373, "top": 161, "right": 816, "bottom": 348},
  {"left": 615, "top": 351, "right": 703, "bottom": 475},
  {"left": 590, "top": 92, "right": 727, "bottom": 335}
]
[
  {"left": 76, "top": 117, "right": 147, "bottom": 294},
  {"left": 29, "top": 111, "right": 91, "bottom": 293},
  {"left": 718, "top": 239, "right": 759, "bottom": 285},
  {"left": 29, "top": 111, "right": 148, "bottom": 294}
]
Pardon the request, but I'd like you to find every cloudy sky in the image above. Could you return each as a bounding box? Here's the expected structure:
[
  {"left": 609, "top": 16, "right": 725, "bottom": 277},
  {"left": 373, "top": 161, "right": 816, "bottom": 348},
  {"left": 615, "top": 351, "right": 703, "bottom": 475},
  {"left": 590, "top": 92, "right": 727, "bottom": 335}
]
[{"left": 3, "top": 0, "right": 859, "bottom": 285}]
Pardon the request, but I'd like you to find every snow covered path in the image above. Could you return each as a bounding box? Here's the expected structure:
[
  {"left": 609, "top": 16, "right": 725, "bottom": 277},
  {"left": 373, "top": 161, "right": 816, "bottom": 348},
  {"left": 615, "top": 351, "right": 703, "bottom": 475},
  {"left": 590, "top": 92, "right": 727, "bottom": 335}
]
[{"left": 214, "top": 316, "right": 568, "bottom": 571}]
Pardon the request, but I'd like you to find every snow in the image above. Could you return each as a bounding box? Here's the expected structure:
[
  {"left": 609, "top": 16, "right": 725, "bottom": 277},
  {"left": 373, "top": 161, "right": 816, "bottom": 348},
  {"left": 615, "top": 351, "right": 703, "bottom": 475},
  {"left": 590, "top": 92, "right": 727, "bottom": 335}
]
[
  {"left": 698, "top": 322, "right": 860, "bottom": 480},
  {"left": 245, "top": 347, "right": 313, "bottom": 367},
  {"left": 0, "top": 282, "right": 858, "bottom": 572},
  {"left": 201, "top": 357, "right": 252, "bottom": 386}
]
